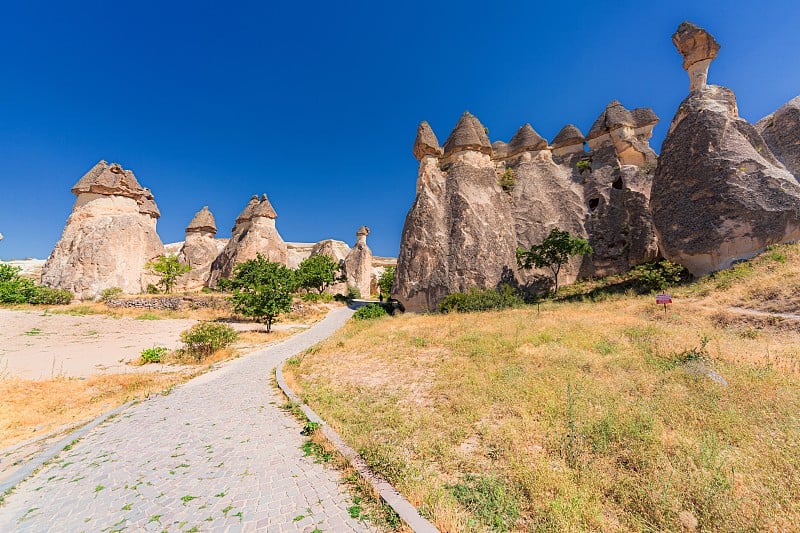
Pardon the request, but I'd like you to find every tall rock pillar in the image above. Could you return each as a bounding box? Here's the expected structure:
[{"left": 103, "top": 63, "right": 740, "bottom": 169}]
[{"left": 344, "top": 226, "right": 373, "bottom": 297}]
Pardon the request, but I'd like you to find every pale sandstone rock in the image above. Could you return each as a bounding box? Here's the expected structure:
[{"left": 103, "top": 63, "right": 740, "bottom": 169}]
[
  {"left": 756, "top": 95, "right": 800, "bottom": 178},
  {"left": 41, "top": 161, "right": 165, "bottom": 299},
  {"left": 672, "top": 21, "right": 720, "bottom": 92},
  {"left": 651, "top": 25, "right": 800, "bottom": 276},
  {"left": 176, "top": 206, "right": 219, "bottom": 291},
  {"left": 208, "top": 194, "right": 288, "bottom": 286},
  {"left": 344, "top": 226, "right": 373, "bottom": 297}
]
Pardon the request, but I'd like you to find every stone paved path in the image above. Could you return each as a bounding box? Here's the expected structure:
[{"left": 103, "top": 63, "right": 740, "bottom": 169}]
[{"left": 0, "top": 307, "right": 376, "bottom": 533}]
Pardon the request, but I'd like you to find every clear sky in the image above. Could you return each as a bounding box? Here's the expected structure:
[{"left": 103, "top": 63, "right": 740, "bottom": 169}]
[{"left": 1, "top": 0, "right": 799, "bottom": 260}]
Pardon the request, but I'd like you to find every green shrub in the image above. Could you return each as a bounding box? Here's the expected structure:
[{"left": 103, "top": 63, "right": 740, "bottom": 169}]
[
  {"left": 498, "top": 167, "right": 515, "bottom": 191},
  {"left": 100, "top": 287, "right": 123, "bottom": 302},
  {"left": 301, "top": 292, "right": 334, "bottom": 303},
  {"left": 633, "top": 260, "right": 688, "bottom": 292},
  {"left": 449, "top": 474, "right": 519, "bottom": 532},
  {"left": 346, "top": 284, "right": 361, "bottom": 300},
  {"left": 146, "top": 284, "right": 160, "bottom": 294},
  {"left": 439, "top": 285, "right": 523, "bottom": 313},
  {"left": 180, "top": 322, "right": 238, "bottom": 361},
  {"left": 0, "top": 264, "right": 73, "bottom": 305},
  {"left": 140, "top": 346, "right": 169, "bottom": 364},
  {"left": 353, "top": 304, "right": 389, "bottom": 320}
]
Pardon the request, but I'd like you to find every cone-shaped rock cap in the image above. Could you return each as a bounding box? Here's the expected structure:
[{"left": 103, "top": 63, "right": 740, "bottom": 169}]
[
  {"left": 632, "top": 108, "right": 660, "bottom": 128},
  {"left": 138, "top": 188, "right": 161, "bottom": 219},
  {"left": 356, "top": 225, "right": 370, "bottom": 237},
  {"left": 442, "top": 112, "right": 493, "bottom": 156},
  {"left": 587, "top": 101, "right": 657, "bottom": 140},
  {"left": 552, "top": 124, "right": 585, "bottom": 148},
  {"left": 186, "top": 206, "right": 216, "bottom": 234},
  {"left": 252, "top": 194, "right": 278, "bottom": 219},
  {"left": 507, "top": 123, "right": 547, "bottom": 156},
  {"left": 672, "top": 21, "right": 720, "bottom": 70},
  {"left": 491, "top": 141, "right": 509, "bottom": 159},
  {"left": 71, "top": 160, "right": 145, "bottom": 199},
  {"left": 412, "top": 121, "right": 443, "bottom": 160},
  {"left": 235, "top": 195, "right": 261, "bottom": 223}
]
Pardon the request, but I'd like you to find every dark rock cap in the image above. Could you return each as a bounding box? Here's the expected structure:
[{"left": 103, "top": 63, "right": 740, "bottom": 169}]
[
  {"left": 491, "top": 141, "right": 509, "bottom": 159},
  {"left": 412, "top": 121, "right": 443, "bottom": 160},
  {"left": 138, "top": 189, "right": 161, "bottom": 219},
  {"left": 632, "top": 108, "right": 660, "bottom": 128},
  {"left": 442, "top": 111, "right": 493, "bottom": 156},
  {"left": 672, "top": 21, "right": 720, "bottom": 70},
  {"left": 71, "top": 160, "right": 145, "bottom": 199},
  {"left": 356, "top": 225, "right": 370, "bottom": 236},
  {"left": 235, "top": 195, "right": 261, "bottom": 223},
  {"left": 252, "top": 194, "right": 278, "bottom": 219},
  {"left": 552, "top": 124, "right": 585, "bottom": 148},
  {"left": 186, "top": 206, "right": 216, "bottom": 234},
  {"left": 507, "top": 123, "right": 547, "bottom": 156},
  {"left": 587, "top": 101, "right": 658, "bottom": 140}
]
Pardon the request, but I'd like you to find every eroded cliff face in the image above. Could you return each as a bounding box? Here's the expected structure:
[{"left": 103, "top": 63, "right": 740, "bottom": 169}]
[
  {"left": 756, "top": 96, "right": 800, "bottom": 179},
  {"left": 651, "top": 24, "right": 800, "bottom": 276},
  {"left": 394, "top": 104, "right": 660, "bottom": 311},
  {"left": 41, "top": 161, "right": 165, "bottom": 300}
]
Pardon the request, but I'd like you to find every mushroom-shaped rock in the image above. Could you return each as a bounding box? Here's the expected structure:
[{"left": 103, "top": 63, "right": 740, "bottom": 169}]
[
  {"left": 442, "top": 112, "right": 492, "bottom": 157},
  {"left": 587, "top": 101, "right": 658, "bottom": 166},
  {"left": 491, "top": 141, "right": 509, "bottom": 159},
  {"left": 344, "top": 226, "right": 373, "bottom": 298},
  {"left": 672, "top": 21, "right": 720, "bottom": 91},
  {"left": 252, "top": 194, "right": 278, "bottom": 219},
  {"left": 633, "top": 108, "right": 659, "bottom": 129},
  {"left": 587, "top": 100, "right": 635, "bottom": 141},
  {"left": 71, "top": 160, "right": 146, "bottom": 199},
  {"left": 186, "top": 206, "right": 217, "bottom": 234},
  {"left": 552, "top": 124, "right": 585, "bottom": 156},
  {"left": 235, "top": 195, "right": 260, "bottom": 223},
  {"left": 413, "top": 121, "right": 443, "bottom": 160},
  {"left": 507, "top": 123, "right": 547, "bottom": 157}
]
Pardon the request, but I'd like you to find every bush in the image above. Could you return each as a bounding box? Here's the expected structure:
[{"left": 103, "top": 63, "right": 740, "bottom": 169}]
[
  {"left": 301, "top": 292, "right": 334, "bottom": 303},
  {"left": 100, "top": 287, "right": 123, "bottom": 302},
  {"left": 346, "top": 284, "right": 361, "bottom": 300},
  {"left": 633, "top": 261, "right": 688, "bottom": 292},
  {"left": 353, "top": 304, "right": 389, "bottom": 320},
  {"left": 0, "top": 264, "right": 73, "bottom": 305},
  {"left": 439, "top": 285, "right": 523, "bottom": 313},
  {"left": 146, "top": 284, "right": 160, "bottom": 294},
  {"left": 140, "top": 346, "right": 169, "bottom": 364},
  {"left": 498, "top": 167, "right": 515, "bottom": 191},
  {"left": 180, "top": 322, "right": 238, "bottom": 361}
]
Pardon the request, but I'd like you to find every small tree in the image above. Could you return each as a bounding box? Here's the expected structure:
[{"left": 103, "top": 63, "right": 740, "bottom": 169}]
[
  {"left": 516, "top": 229, "right": 593, "bottom": 293},
  {"left": 295, "top": 254, "right": 344, "bottom": 294},
  {"left": 377, "top": 266, "right": 395, "bottom": 298},
  {"left": 219, "top": 254, "right": 295, "bottom": 332},
  {"left": 146, "top": 255, "right": 191, "bottom": 294}
]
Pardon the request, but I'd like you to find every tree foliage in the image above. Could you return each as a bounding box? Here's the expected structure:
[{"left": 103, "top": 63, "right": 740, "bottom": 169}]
[
  {"left": 295, "top": 254, "right": 344, "bottom": 294},
  {"left": 516, "top": 229, "right": 593, "bottom": 292},
  {"left": 146, "top": 255, "right": 191, "bottom": 294},
  {"left": 377, "top": 266, "right": 395, "bottom": 298},
  {"left": 219, "top": 254, "right": 295, "bottom": 332},
  {"left": 0, "top": 263, "right": 73, "bottom": 304}
]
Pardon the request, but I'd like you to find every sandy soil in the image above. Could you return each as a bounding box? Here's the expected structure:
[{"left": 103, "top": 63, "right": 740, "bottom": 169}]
[{"left": 0, "top": 309, "right": 197, "bottom": 380}]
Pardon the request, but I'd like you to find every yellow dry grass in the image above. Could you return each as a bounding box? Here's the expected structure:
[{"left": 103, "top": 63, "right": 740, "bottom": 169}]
[{"left": 285, "top": 245, "right": 800, "bottom": 532}]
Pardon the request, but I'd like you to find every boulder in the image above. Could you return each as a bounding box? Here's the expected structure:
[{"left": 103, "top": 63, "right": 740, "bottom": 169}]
[
  {"left": 651, "top": 23, "right": 800, "bottom": 276},
  {"left": 311, "top": 239, "right": 351, "bottom": 263},
  {"left": 176, "top": 206, "right": 220, "bottom": 291},
  {"left": 756, "top": 95, "right": 800, "bottom": 178},
  {"left": 344, "top": 226, "right": 373, "bottom": 297},
  {"left": 40, "top": 161, "right": 165, "bottom": 299},
  {"left": 208, "top": 194, "right": 288, "bottom": 286}
]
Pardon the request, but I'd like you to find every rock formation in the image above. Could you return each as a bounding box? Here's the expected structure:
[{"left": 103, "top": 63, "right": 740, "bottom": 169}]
[
  {"left": 756, "top": 96, "right": 800, "bottom": 178},
  {"left": 344, "top": 226, "right": 373, "bottom": 297},
  {"left": 394, "top": 112, "right": 520, "bottom": 311},
  {"left": 176, "top": 206, "right": 219, "bottom": 291},
  {"left": 395, "top": 103, "right": 661, "bottom": 311},
  {"left": 651, "top": 22, "right": 800, "bottom": 276},
  {"left": 208, "top": 194, "right": 288, "bottom": 286},
  {"left": 41, "top": 161, "right": 165, "bottom": 299}
]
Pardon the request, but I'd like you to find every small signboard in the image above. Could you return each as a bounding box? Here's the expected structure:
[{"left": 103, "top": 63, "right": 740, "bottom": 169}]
[{"left": 656, "top": 293, "right": 672, "bottom": 313}]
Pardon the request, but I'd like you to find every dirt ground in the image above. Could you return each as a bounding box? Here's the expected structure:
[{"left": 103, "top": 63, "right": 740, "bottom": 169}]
[{"left": 0, "top": 309, "right": 198, "bottom": 379}]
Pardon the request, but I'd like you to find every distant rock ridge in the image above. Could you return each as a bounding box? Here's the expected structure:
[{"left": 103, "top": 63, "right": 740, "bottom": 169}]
[{"left": 41, "top": 160, "right": 165, "bottom": 299}]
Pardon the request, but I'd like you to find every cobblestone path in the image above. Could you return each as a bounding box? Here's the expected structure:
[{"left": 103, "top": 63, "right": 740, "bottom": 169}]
[{"left": 0, "top": 308, "right": 375, "bottom": 532}]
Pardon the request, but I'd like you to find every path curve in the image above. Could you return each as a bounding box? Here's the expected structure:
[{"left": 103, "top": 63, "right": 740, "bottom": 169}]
[{"left": 0, "top": 307, "right": 376, "bottom": 532}]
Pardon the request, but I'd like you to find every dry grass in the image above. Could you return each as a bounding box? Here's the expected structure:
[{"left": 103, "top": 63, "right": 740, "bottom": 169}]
[
  {"left": 0, "top": 371, "right": 195, "bottom": 449},
  {"left": 285, "top": 245, "right": 800, "bottom": 532}
]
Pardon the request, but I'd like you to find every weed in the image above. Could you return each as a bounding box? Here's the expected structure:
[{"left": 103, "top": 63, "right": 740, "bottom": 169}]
[
  {"left": 347, "top": 504, "right": 362, "bottom": 519},
  {"left": 293, "top": 514, "right": 305, "bottom": 522},
  {"left": 300, "top": 421, "right": 321, "bottom": 436},
  {"left": 136, "top": 312, "right": 161, "bottom": 321},
  {"left": 24, "top": 328, "right": 42, "bottom": 336},
  {"left": 301, "top": 441, "right": 333, "bottom": 463},
  {"left": 180, "top": 495, "right": 196, "bottom": 503},
  {"left": 450, "top": 475, "right": 519, "bottom": 532},
  {"left": 140, "top": 346, "right": 168, "bottom": 364}
]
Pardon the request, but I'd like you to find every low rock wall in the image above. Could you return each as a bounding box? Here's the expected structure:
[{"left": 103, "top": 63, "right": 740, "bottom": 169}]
[{"left": 106, "top": 295, "right": 230, "bottom": 311}]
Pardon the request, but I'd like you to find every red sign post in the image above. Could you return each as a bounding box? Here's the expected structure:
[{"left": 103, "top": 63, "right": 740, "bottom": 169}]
[{"left": 655, "top": 294, "right": 672, "bottom": 313}]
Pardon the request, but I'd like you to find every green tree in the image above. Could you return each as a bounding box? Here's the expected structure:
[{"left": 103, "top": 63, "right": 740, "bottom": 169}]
[
  {"left": 296, "top": 254, "right": 344, "bottom": 294},
  {"left": 516, "top": 229, "right": 593, "bottom": 293},
  {"left": 377, "top": 266, "right": 395, "bottom": 298},
  {"left": 219, "top": 254, "right": 295, "bottom": 332},
  {"left": 145, "top": 255, "right": 191, "bottom": 294}
]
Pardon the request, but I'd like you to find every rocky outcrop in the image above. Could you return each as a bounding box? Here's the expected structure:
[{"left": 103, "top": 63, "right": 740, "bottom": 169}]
[
  {"left": 310, "top": 239, "right": 351, "bottom": 264},
  {"left": 208, "top": 194, "right": 288, "bottom": 286},
  {"left": 40, "top": 161, "right": 165, "bottom": 299},
  {"left": 651, "top": 23, "right": 800, "bottom": 276},
  {"left": 672, "top": 21, "right": 720, "bottom": 92},
  {"left": 394, "top": 113, "right": 520, "bottom": 311},
  {"left": 176, "top": 206, "right": 219, "bottom": 291},
  {"left": 343, "top": 226, "right": 373, "bottom": 297},
  {"left": 756, "top": 96, "right": 800, "bottom": 178}
]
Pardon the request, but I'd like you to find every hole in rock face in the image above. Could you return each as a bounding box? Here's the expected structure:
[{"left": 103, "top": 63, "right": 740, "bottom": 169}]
[
  {"left": 588, "top": 198, "right": 599, "bottom": 211},
  {"left": 612, "top": 177, "right": 623, "bottom": 190}
]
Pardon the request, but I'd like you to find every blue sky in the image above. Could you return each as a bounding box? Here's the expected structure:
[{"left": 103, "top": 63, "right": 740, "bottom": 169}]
[{"left": 1, "top": 0, "right": 799, "bottom": 260}]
